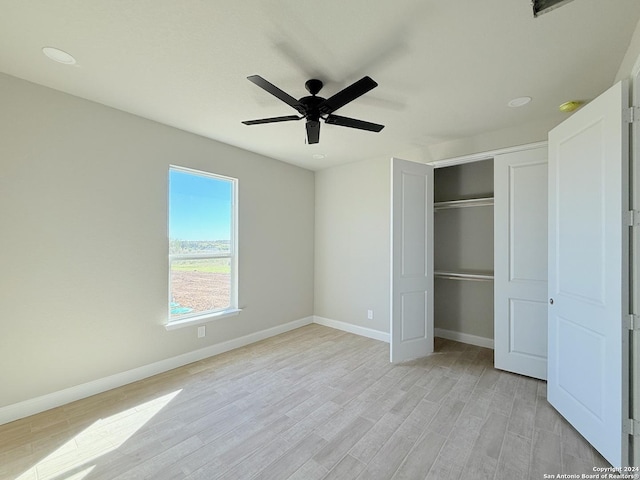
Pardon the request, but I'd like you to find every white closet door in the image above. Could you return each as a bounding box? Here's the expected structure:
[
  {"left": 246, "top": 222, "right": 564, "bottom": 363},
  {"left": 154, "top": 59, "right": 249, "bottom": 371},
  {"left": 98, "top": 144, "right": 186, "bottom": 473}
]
[
  {"left": 548, "top": 80, "right": 629, "bottom": 467},
  {"left": 494, "top": 147, "right": 548, "bottom": 380},
  {"left": 390, "top": 158, "right": 434, "bottom": 363}
]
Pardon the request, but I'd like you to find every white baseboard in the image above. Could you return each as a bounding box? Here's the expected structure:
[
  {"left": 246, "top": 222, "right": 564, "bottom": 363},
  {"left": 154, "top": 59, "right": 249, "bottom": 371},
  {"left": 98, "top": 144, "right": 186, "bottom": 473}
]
[
  {"left": 0, "top": 316, "right": 314, "bottom": 426},
  {"left": 313, "top": 316, "right": 390, "bottom": 343},
  {"left": 312, "top": 318, "right": 491, "bottom": 349},
  {"left": 434, "top": 328, "right": 494, "bottom": 349}
]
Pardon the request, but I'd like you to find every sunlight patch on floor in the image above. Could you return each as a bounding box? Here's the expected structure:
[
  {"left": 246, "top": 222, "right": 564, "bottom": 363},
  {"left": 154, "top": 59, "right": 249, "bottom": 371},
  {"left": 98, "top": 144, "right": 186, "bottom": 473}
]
[{"left": 16, "top": 390, "right": 182, "bottom": 480}]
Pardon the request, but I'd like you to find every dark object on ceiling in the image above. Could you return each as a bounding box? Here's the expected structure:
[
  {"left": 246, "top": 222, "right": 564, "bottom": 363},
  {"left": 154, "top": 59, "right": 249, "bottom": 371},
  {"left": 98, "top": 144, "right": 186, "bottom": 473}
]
[
  {"left": 532, "top": 0, "right": 576, "bottom": 17},
  {"left": 242, "top": 75, "right": 385, "bottom": 144}
]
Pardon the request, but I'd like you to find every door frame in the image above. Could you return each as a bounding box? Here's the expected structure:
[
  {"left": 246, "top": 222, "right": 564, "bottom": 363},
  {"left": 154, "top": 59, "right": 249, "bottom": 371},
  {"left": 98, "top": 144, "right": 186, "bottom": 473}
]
[{"left": 631, "top": 66, "right": 640, "bottom": 467}]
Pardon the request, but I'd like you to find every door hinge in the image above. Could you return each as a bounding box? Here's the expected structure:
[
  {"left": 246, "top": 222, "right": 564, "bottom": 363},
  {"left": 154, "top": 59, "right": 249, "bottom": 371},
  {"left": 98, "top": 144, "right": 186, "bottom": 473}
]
[
  {"left": 626, "top": 210, "right": 640, "bottom": 227},
  {"left": 625, "top": 314, "right": 640, "bottom": 331},
  {"left": 623, "top": 106, "right": 640, "bottom": 123},
  {"left": 624, "top": 418, "right": 640, "bottom": 435}
]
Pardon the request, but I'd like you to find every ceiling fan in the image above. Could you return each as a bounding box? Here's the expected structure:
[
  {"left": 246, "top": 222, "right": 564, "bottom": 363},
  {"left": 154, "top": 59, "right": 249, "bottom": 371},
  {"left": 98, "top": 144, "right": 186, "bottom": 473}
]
[{"left": 242, "top": 75, "right": 385, "bottom": 144}]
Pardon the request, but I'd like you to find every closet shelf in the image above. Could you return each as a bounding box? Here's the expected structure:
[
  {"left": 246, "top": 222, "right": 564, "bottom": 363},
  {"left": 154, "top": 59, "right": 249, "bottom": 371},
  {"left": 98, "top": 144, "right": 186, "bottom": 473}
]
[
  {"left": 434, "top": 270, "right": 494, "bottom": 282},
  {"left": 434, "top": 197, "right": 494, "bottom": 211}
]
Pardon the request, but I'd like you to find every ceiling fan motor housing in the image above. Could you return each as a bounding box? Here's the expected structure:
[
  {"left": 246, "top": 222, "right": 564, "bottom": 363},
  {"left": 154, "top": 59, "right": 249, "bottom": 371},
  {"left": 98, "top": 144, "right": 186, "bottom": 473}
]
[{"left": 299, "top": 95, "right": 325, "bottom": 121}]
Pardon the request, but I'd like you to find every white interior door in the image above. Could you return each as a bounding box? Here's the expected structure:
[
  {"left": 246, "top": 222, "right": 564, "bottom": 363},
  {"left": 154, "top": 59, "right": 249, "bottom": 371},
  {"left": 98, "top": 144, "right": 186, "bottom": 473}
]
[
  {"left": 390, "top": 158, "right": 434, "bottom": 363},
  {"left": 494, "top": 147, "right": 548, "bottom": 380},
  {"left": 548, "top": 81, "right": 629, "bottom": 467}
]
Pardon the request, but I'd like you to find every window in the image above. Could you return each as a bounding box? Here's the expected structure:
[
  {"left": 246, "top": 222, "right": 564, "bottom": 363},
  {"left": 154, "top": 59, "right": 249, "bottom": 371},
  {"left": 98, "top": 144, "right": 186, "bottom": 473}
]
[{"left": 168, "top": 166, "right": 238, "bottom": 326}]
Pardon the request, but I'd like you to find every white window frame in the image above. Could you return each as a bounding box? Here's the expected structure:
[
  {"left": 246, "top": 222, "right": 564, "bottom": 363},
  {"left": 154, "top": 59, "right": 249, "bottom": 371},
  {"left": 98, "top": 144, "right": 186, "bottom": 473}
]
[{"left": 166, "top": 165, "right": 239, "bottom": 330}]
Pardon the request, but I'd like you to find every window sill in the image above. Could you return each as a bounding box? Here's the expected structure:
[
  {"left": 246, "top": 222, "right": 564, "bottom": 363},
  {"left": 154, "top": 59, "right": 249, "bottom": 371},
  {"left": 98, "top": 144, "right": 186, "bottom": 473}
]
[{"left": 165, "top": 308, "right": 242, "bottom": 331}]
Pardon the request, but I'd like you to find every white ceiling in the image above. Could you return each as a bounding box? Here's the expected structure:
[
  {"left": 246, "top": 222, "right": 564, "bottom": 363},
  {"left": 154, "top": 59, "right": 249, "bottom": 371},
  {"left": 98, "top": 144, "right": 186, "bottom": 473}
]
[{"left": 1, "top": 0, "right": 639, "bottom": 170}]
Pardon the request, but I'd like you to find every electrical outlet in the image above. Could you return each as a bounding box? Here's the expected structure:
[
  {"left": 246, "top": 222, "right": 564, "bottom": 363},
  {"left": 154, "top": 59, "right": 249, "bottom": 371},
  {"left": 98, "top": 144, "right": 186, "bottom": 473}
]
[
  {"left": 197, "top": 326, "right": 206, "bottom": 338},
  {"left": 367, "top": 309, "right": 374, "bottom": 320}
]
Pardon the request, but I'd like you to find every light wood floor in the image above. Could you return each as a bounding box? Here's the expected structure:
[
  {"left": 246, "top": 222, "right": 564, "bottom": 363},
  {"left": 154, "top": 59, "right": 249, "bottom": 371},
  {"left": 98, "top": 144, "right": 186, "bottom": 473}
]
[{"left": 1, "top": 324, "right": 610, "bottom": 480}]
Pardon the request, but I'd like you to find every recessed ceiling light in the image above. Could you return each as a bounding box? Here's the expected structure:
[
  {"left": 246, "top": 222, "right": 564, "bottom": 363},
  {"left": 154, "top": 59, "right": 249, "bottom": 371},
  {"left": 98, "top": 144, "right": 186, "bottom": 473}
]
[
  {"left": 508, "top": 96, "right": 532, "bottom": 108},
  {"left": 312, "top": 154, "right": 326, "bottom": 160},
  {"left": 42, "top": 47, "right": 76, "bottom": 65}
]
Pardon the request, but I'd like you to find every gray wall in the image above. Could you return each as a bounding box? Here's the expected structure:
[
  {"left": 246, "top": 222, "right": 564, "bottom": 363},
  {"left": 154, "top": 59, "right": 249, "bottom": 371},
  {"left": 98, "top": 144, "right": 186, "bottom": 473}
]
[
  {"left": 0, "top": 73, "right": 315, "bottom": 408},
  {"left": 314, "top": 157, "right": 390, "bottom": 333},
  {"left": 616, "top": 16, "right": 640, "bottom": 82}
]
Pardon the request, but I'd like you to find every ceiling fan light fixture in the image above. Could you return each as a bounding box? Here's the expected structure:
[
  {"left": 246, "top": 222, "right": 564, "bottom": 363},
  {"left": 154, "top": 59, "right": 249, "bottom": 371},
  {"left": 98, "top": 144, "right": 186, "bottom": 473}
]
[
  {"left": 42, "top": 47, "right": 76, "bottom": 65},
  {"left": 508, "top": 96, "right": 532, "bottom": 108}
]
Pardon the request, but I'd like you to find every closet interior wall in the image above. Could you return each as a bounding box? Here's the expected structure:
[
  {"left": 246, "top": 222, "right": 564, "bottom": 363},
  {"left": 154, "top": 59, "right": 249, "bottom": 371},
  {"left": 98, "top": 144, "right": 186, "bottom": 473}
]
[{"left": 433, "top": 159, "right": 495, "bottom": 343}]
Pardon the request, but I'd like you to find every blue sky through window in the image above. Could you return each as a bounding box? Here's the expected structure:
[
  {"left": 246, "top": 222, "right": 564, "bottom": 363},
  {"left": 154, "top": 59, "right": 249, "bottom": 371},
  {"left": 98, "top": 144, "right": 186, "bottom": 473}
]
[{"left": 169, "top": 168, "right": 232, "bottom": 241}]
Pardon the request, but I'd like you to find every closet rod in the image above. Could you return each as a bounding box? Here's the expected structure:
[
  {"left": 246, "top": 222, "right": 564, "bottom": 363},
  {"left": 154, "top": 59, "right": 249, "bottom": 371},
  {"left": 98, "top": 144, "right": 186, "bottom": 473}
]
[
  {"left": 434, "top": 271, "right": 494, "bottom": 282},
  {"left": 434, "top": 197, "right": 494, "bottom": 211}
]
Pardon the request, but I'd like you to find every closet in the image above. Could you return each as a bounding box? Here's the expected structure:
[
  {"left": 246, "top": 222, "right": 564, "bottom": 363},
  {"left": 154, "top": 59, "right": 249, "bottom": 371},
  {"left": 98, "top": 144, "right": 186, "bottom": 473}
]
[
  {"left": 433, "top": 159, "right": 495, "bottom": 347},
  {"left": 390, "top": 144, "right": 549, "bottom": 381}
]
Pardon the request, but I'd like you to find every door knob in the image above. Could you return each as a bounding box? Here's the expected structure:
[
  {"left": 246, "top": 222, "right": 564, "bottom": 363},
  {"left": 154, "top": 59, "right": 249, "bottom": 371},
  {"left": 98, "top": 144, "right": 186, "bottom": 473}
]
[{"left": 549, "top": 298, "right": 554, "bottom": 305}]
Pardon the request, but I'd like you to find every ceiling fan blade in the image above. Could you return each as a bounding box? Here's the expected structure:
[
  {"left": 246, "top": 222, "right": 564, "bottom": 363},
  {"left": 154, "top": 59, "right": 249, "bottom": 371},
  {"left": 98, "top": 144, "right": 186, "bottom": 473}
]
[
  {"left": 306, "top": 120, "right": 320, "bottom": 144},
  {"left": 319, "top": 76, "right": 378, "bottom": 115},
  {"left": 242, "top": 115, "right": 302, "bottom": 125},
  {"left": 247, "top": 75, "right": 303, "bottom": 113},
  {"left": 325, "top": 114, "right": 384, "bottom": 132}
]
